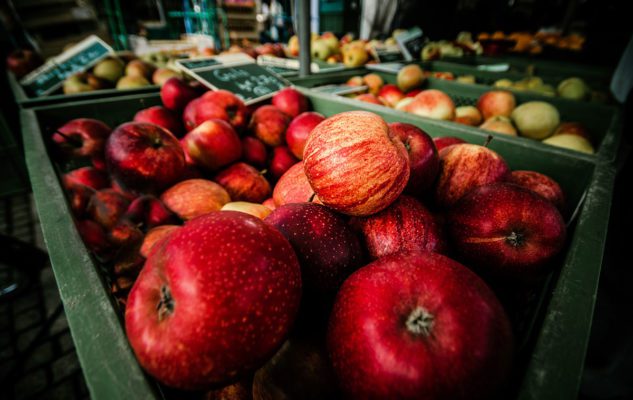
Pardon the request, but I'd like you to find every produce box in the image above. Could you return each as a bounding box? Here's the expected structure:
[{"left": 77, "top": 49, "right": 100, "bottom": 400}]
[
  {"left": 21, "top": 91, "right": 615, "bottom": 399},
  {"left": 289, "top": 69, "right": 622, "bottom": 162}
]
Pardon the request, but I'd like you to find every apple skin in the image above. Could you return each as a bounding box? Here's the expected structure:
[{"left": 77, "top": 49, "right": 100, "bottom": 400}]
[
  {"left": 265, "top": 203, "right": 364, "bottom": 293},
  {"left": 285, "top": 112, "right": 326, "bottom": 160},
  {"left": 133, "top": 106, "right": 184, "bottom": 138},
  {"left": 454, "top": 105, "right": 483, "bottom": 126},
  {"left": 125, "top": 59, "right": 155, "bottom": 80},
  {"left": 378, "top": 84, "right": 405, "bottom": 108},
  {"left": 125, "top": 211, "right": 302, "bottom": 390},
  {"left": 433, "top": 136, "right": 466, "bottom": 152},
  {"left": 63, "top": 167, "right": 109, "bottom": 191},
  {"left": 404, "top": 89, "right": 456, "bottom": 120},
  {"left": 75, "top": 219, "right": 110, "bottom": 256},
  {"left": 123, "top": 195, "right": 177, "bottom": 230},
  {"left": 87, "top": 189, "right": 130, "bottom": 229},
  {"left": 201, "top": 90, "right": 250, "bottom": 131},
  {"left": 221, "top": 201, "right": 272, "bottom": 219},
  {"left": 250, "top": 105, "right": 291, "bottom": 147},
  {"left": 303, "top": 111, "right": 409, "bottom": 216},
  {"left": 152, "top": 68, "right": 181, "bottom": 86},
  {"left": 272, "top": 161, "right": 320, "bottom": 206},
  {"left": 363, "top": 74, "right": 384, "bottom": 96},
  {"left": 272, "top": 87, "right": 309, "bottom": 118},
  {"left": 183, "top": 97, "right": 203, "bottom": 132},
  {"left": 140, "top": 225, "right": 181, "bottom": 258},
  {"left": 479, "top": 116, "right": 518, "bottom": 136},
  {"left": 63, "top": 73, "right": 94, "bottom": 94},
  {"left": 241, "top": 136, "right": 268, "bottom": 168},
  {"left": 508, "top": 170, "right": 565, "bottom": 212},
  {"left": 160, "top": 179, "right": 230, "bottom": 221},
  {"left": 350, "top": 195, "right": 446, "bottom": 260},
  {"left": 397, "top": 64, "right": 425, "bottom": 92},
  {"left": 52, "top": 118, "right": 112, "bottom": 159},
  {"left": 476, "top": 90, "right": 516, "bottom": 120},
  {"left": 552, "top": 122, "right": 591, "bottom": 142},
  {"left": 435, "top": 143, "right": 510, "bottom": 208},
  {"left": 405, "top": 88, "right": 423, "bottom": 98},
  {"left": 448, "top": 182, "right": 566, "bottom": 283},
  {"left": 355, "top": 93, "right": 384, "bottom": 106},
  {"left": 105, "top": 123, "right": 186, "bottom": 194},
  {"left": 327, "top": 251, "right": 513, "bottom": 400},
  {"left": 181, "top": 119, "right": 242, "bottom": 171},
  {"left": 160, "top": 77, "right": 200, "bottom": 112},
  {"left": 270, "top": 146, "right": 299, "bottom": 181},
  {"left": 214, "top": 162, "right": 272, "bottom": 204},
  {"left": 388, "top": 122, "right": 439, "bottom": 195},
  {"left": 6, "top": 49, "right": 42, "bottom": 78}
]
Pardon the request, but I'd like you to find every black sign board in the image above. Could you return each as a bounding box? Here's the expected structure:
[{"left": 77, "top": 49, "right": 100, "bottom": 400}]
[{"left": 396, "top": 27, "right": 426, "bottom": 61}]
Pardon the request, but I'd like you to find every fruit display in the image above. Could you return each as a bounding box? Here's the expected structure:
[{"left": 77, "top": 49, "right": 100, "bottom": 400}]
[
  {"left": 477, "top": 31, "right": 586, "bottom": 55},
  {"left": 42, "top": 79, "right": 581, "bottom": 398},
  {"left": 493, "top": 75, "right": 599, "bottom": 101}
]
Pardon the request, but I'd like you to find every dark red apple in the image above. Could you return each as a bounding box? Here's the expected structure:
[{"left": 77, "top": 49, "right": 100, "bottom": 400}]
[
  {"left": 272, "top": 87, "right": 309, "bottom": 118},
  {"left": 201, "top": 90, "right": 250, "bottom": 131},
  {"left": 214, "top": 162, "right": 271, "bottom": 203},
  {"left": 378, "top": 84, "right": 405, "bottom": 108},
  {"left": 66, "top": 183, "right": 96, "bottom": 217},
  {"left": 405, "top": 88, "right": 423, "bottom": 98},
  {"left": 270, "top": 146, "right": 299, "bottom": 181},
  {"left": 6, "top": 49, "right": 42, "bottom": 78},
  {"left": 328, "top": 251, "right": 513, "bottom": 400},
  {"left": 181, "top": 119, "right": 242, "bottom": 171},
  {"left": 63, "top": 167, "right": 109, "bottom": 191},
  {"left": 87, "top": 189, "right": 130, "bottom": 229},
  {"left": 160, "top": 77, "right": 200, "bottom": 111},
  {"left": 241, "top": 136, "right": 268, "bottom": 168},
  {"left": 448, "top": 182, "right": 566, "bottom": 282},
  {"left": 105, "top": 122, "right": 186, "bottom": 194},
  {"left": 508, "top": 170, "right": 565, "bottom": 212},
  {"left": 265, "top": 203, "right": 364, "bottom": 292},
  {"left": 285, "top": 112, "right": 325, "bottom": 160},
  {"left": 124, "top": 195, "right": 177, "bottom": 230},
  {"left": 272, "top": 161, "right": 318, "bottom": 206},
  {"left": 108, "top": 219, "right": 144, "bottom": 249},
  {"left": 250, "top": 105, "right": 291, "bottom": 147},
  {"left": 432, "top": 136, "right": 466, "bottom": 152},
  {"left": 183, "top": 97, "right": 203, "bottom": 132},
  {"left": 134, "top": 106, "right": 184, "bottom": 138},
  {"left": 75, "top": 219, "right": 110, "bottom": 255},
  {"left": 125, "top": 211, "right": 302, "bottom": 389},
  {"left": 52, "top": 118, "right": 111, "bottom": 159},
  {"left": 350, "top": 195, "right": 445, "bottom": 260},
  {"left": 388, "top": 122, "right": 439, "bottom": 195}
]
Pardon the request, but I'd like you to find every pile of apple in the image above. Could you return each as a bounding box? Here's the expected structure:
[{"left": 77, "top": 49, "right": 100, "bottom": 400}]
[
  {"left": 53, "top": 80, "right": 571, "bottom": 399},
  {"left": 342, "top": 65, "right": 595, "bottom": 154}
]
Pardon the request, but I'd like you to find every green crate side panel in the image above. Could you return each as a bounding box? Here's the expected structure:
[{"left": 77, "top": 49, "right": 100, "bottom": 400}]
[
  {"left": 21, "top": 104, "right": 161, "bottom": 400},
  {"left": 0, "top": 111, "right": 30, "bottom": 197}
]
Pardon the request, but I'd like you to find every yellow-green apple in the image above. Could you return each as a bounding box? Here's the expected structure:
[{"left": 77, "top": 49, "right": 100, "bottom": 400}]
[
  {"left": 454, "top": 105, "right": 483, "bottom": 126},
  {"left": 160, "top": 179, "right": 230, "bottom": 220},
  {"left": 270, "top": 146, "right": 299, "bottom": 180},
  {"left": 394, "top": 97, "right": 414, "bottom": 111},
  {"left": 62, "top": 73, "right": 94, "bottom": 94},
  {"left": 93, "top": 58, "right": 124, "bottom": 83},
  {"left": 433, "top": 136, "right": 466, "bottom": 152},
  {"left": 265, "top": 203, "right": 364, "bottom": 292},
  {"left": 342, "top": 45, "right": 368, "bottom": 67},
  {"left": 181, "top": 119, "right": 242, "bottom": 171},
  {"left": 388, "top": 122, "right": 439, "bottom": 195},
  {"left": 161, "top": 77, "right": 200, "bottom": 112},
  {"left": 355, "top": 93, "right": 384, "bottom": 105},
  {"left": 286, "top": 112, "right": 326, "bottom": 159},
  {"left": 350, "top": 195, "right": 446, "bottom": 260},
  {"left": 87, "top": 189, "right": 130, "bottom": 229},
  {"left": 52, "top": 118, "right": 111, "bottom": 159},
  {"left": 448, "top": 182, "right": 566, "bottom": 282},
  {"left": 542, "top": 133, "right": 594, "bottom": 154},
  {"left": 435, "top": 143, "right": 510, "bottom": 208},
  {"left": 552, "top": 122, "right": 591, "bottom": 142},
  {"left": 508, "top": 170, "right": 565, "bottom": 212},
  {"left": 303, "top": 111, "right": 409, "bottom": 216},
  {"left": 311, "top": 39, "right": 332, "bottom": 61},
  {"left": 63, "top": 166, "right": 109, "bottom": 191},
  {"left": 479, "top": 116, "right": 517, "bottom": 136},
  {"left": 363, "top": 73, "right": 384, "bottom": 96},
  {"left": 133, "top": 106, "right": 184, "bottom": 137},
  {"left": 456, "top": 74, "right": 476, "bottom": 84},
  {"left": 511, "top": 101, "right": 560, "bottom": 139},
  {"left": 378, "top": 84, "right": 405, "bottom": 108},
  {"left": 404, "top": 89, "right": 456, "bottom": 120},
  {"left": 140, "top": 225, "right": 181, "bottom": 258},
  {"left": 105, "top": 122, "right": 186, "bottom": 193},
  {"left": 272, "top": 87, "right": 309, "bottom": 118},
  {"left": 201, "top": 90, "right": 250, "bottom": 131},
  {"left": 321, "top": 32, "right": 340, "bottom": 53},
  {"left": 116, "top": 75, "right": 151, "bottom": 89},
  {"left": 214, "top": 162, "right": 272, "bottom": 203},
  {"left": 346, "top": 76, "right": 364, "bottom": 86},
  {"left": 123, "top": 195, "right": 177, "bottom": 230},
  {"left": 125, "top": 211, "right": 302, "bottom": 389},
  {"left": 5, "top": 49, "right": 42, "bottom": 78},
  {"left": 287, "top": 35, "right": 300, "bottom": 57},
  {"left": 397, "top": 64, "right": 425, "bottom": 92},
  {"left": 86, "top": 73, "right": 113, "bottom": 90},
  {"left": 327, "top": 251, "right": 513, "bottom": 400},
  {"left": 272, "top": 161, "right": 318, "bottom": 206},
  {"left": 125, "top": 59, "right": 155, "bottom": 80},
  {"left": 241, "top": 136, "right": 268, "bottom": 167},
  {"left": 152, "top": 68, "right": 181, "bottom": 86},
  {"left": 250, "top": 105, "right": 291, "bottom": 147},
  {"left": 557, "top": 77, "right": 589, "bottom": 100},
  {"left": 221, "top": 201, "right": 272, "bottom": 219},
  {"left": 476, "top": 90, "right": 516, "bottom": 120}
]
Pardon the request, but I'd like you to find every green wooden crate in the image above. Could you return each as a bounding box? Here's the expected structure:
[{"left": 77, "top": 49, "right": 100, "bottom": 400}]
[{"left": 21, "top": 91, "right": 615, "bottom": 399}]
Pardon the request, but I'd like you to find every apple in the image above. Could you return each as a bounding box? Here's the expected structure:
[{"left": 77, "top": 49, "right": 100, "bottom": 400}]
[
  {"left": 287, "top": 35, "right": 300, "bottom": 57},
  {"left": 404, "top": 89, "right": 456, "bottom": 120},
  {"left": 394, "top": 97, "right": 414, "bottom": 111},
  {"left": 433, "top": 71, "right": 455, "bottom": 80},
  {"left": 152, "top": 68, "right": 181, "bottom": 86},
  {"left": 378, "top": 84, "right": 405, "bottom": 108},
  {"left": 161, "top": 77, "right": 200, "bottom": 112},
  {"left": 476, "top": 90, "right": 516, "bottom": 120},
  {"left": 204, "top": 378, "right": 253, "bottom": 400},
  {"left": 405, "top": 88, "right": 423, "bottom": 98},
  {"left": 181, "top": 119, "right": 242, "bottom": 171},
  {"left": 87, "top": 189, "right": 130, "bottom": 229},
  {"left": 86, "top": 74, "right": 112, "bottom": 90},
  {"left": 355, "top": 93, "right": 384, "bottom": 105},
  {"left": 346, "top": 76, "right": 364, "bottom": 87},
  {"left": 123, "top": 195, "right": 177, "bottom": 229},
  {"left": 448, "top": 182, "right": 567, "bottom": 282},
  {"left": 125, "top": 59, "right": 155, "bottom": 80},
  {"left": 542, "top": 133, "right": 595, "bottom": 154},
  {"left": 435, "top": 143, "right": 510, "bottom": 208},
  {"left": 133, "top": 106, "right": 184, "bottom": 138},
  {"left": 342, "top": 45, "right": 368, "bottom": 68},
  {"left": 93, "top": 58, "right": 124, "bottom": 83},
  {"left": 270, "top": 146, "right": 299, "bottom": 180},
  {"left": 52, "top": 118, "right": 111, "bottom": 159},
  {"left": 508, "top": 170, "right": 565, "bottom": 212},
  {"left": 125, "top": 211, "right": 302, "bottom": 389},
  {"left": 140, "top": 225, "right": 181, "bottom": 258},
  {"left": 214, "top": 162, "right": 272, "bottom": 203},
  {"left": 557, "top": 77, "right": 589, "bottom": 100},
  {"left": 479, "top": 116, "right": 518, "bottom": 136},
  {"left": 328, "top": 251, "right": 513, "bottom": 399},
  {"left": 221, "top": 201, "right": 272, "bottom": 219},
  {"left": 272, "top": 161, "right": 319, "bottom": 206},
  {"left": 241, "top": 136, "right": 268, "bottom": 168},
  {"left": 363, "top": 73, "right": 384, "bottom": 96},
  {"left": 105, "top": 122, "right": 186, "bottom": 194},
  {"left": 200, "top": 90, "right": 250, "bottom": 131},
  {"left": 66, "top": 183, "right": 96, "bottom": 217},
  {"left": 160, "top": 179, "right": 230, "bottom": 220},
  {"left": 265, "top": 203, "right": 364, "bottom": 292},
  {"left": 6, "top": 49, "right": 42, "bottom": 78},
  {"left": 63, "top": 73, "right": 94, "bottom": 94},
  {"left": 108, "top": 219, "right": 144, "bottom": 249},
  {"left": 454, "top": 105, "right": 483, "bottom": 126},
  {"left": 397, "top": 64, "right": 425, "bottom": 92},
  {"left": 286, "top": 112, "right": 326, "bottom": 160},
  {"left": 182, "top": 97, "right": 203, "bottom": 132},
  {"left": 116, "top": 75, "right": 151, "bottom": 89},
  {"left": 63, "top": 166, "right": 109, "bottom": 191},
  {"left": 511, "top": 101, "right": 560, "bottom": 139},
  {"left": 388, "top": 122, "right": 439, "bottom": 195},
  {"left": 75, "top": 219, "right": 111, "bottom": 256},
  {"left": 433, "top": 136, "right": 466, "bottom": 152},
  {"left": 250, "top": 105, "right": 291, "bottom": 147},
  {"left": 272, "top": 87, "right": 309, "bottom": 118},
  {"left": 303, "top": 111, "right": 409, "bottom": 216},
  {"left": 552, "top": 122, "right": 591, "bottom": 142}
]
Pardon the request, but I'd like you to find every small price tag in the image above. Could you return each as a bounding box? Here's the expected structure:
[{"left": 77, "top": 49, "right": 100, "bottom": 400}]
[{"left": 371, "top": 44, "right": 405, "bottom": 63}]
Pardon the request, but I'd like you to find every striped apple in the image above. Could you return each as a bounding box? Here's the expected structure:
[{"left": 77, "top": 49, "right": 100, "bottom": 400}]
[{"left": 303, "top": 111, "right": 409, "bottom": 216}]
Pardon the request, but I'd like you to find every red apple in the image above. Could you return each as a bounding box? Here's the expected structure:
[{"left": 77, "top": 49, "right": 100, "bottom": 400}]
[
  {"left": 355, "top": 93, "right": 384, "bottom": 105},
  {"left": 250, "top": 105, "right": 291, "bottom": 147},
  {"left": 6, "top": 49, "right": 42, "bottom": 78},
  {"left": 201, "top": 90, "right": 250, "bottom": 131},
  {"left": 181, "top": 119, "right": 242, "bottom": 171},
  {"left": 133, "top": 106, "right": 184, "bottom": 138},
  {"left": 388, "top": 122, "right": 439, "bottom": 195},
  {"left": 214, "top": 162, "right": 271, "bottom": 203},
  {"left": 508, "top": 170, "right": 565, "bottom": 212},
  {"left": 448, "top": 182, "right": 566, "bottom": 282},
  {"left": 285, "top": 112, "right": 326, "bottom": 160},
  {"left": 328, "top": 251, "right": 513, "bottom": 399},
  {"left": 553, "top": 122, "right": 592, "bottom": 142},
  {"left": 66, "top": 183, "right": 96, "bottom": 217},
  {"left": 405, "top": 88, "right": 423, "bottom": 98},
  {"left": 160, "top": 77, "right": 200, "bottom": 111},
  {"left": 378, "top": 84, "right": 405, "bottom": 108},
  {"left": 272, "top": 161, "right": 319, "bottom": 206},
  {"left": 183, "top": 97, "right": 203, "bottom": 132},
  {"left": 105, "top": 122, "right": 186, "bottom": 194},
  {"left": 63, "top": 167, "right": 109, "bottom": 191},
  {"left": 272, "top": 87, "right": 309, "bottom": 118},
  {"left": 476, "top": 90, "right": 516, "bottom": 121},
  {"left": 303, "top": 111, "right": 409, "bottom": 216},
  {"left": 265, "top": 203, "right": 364, "bottom": 292},
  {"left": 241, "top": 136, "right": 268, "bottom": 167},
  {"left": 433, "top": 136, "right": 466, "bottom": 152},
  {"left": 160, "top": 179, "right": 230, "bottom": 221},
  {"left": 404, "top": 89, "right": 456, "bottom": 120},
  {"left": 123, "top": 195, "right": 177, "bottom": 230},
  {"left": 125, "top": 211, "right": 302, "bottom": 389},
  {"left": 350, "top": 195, "right": 445, "bottom": 260},
  {"left": 52, "top": 118, "right": 111, "bottom": 159},
  {"left": 140, "top": 225, "right": 181, "bottom": 258},
  {"left": 87, "top": 189, "right": 130, "bottom": 229},
  {"left": 435, "top": 143, "right": 510, "bottom": 208},
  {"left": 270, "top": 146, "right": 299, "bottom": 180},
  {"left": 108, "top": 219, "right": 144, "bottom": 249},
  {"left": 75, "top": 219, "right": 110, "bottom": 255}
]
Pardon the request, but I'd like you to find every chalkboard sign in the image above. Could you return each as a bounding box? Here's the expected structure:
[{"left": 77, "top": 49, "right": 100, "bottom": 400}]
[
  {"left": 19, "top": 36, "right": 113, "bottom": 97},
  {"left": 371, "top": 44, "right": 405, "bottom": 63},
  {"left": 396, "top": 27, "right": 426, "bottom": 61}
]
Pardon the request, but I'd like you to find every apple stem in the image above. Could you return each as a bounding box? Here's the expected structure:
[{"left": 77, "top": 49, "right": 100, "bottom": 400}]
[
  {"left": 260, "top": 169, "right": 268, "bottom": 176},
  {"left": 308, "top": 192, "right": 316, "bottom": 202},
  {"left": 156, "top": 285, "right": 175, "bottom": 321},
  {"left": 506, "top": 231, "right": 525, "bottom": 247},
  {"left": 483, "top": 135, "right": 493, "bottom": 148},
  {"left": 406, "top": 306, "right": 434, "bottom": 337},
  {"left": 54, "top": 131, "right": 83, "bottom": 148}
]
